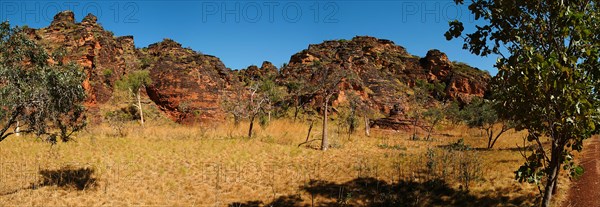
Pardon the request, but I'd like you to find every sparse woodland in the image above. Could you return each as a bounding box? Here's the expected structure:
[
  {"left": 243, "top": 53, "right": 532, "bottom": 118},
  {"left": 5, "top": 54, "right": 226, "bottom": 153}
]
[{"left": 1, "top": 3, "right": 599, "bottom": 206}]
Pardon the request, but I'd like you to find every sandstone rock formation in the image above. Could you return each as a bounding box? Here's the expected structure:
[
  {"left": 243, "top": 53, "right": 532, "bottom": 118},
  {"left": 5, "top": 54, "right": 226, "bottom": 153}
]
[
  {"left": 33, "top": 11, "right": 137, "bottom": 106},
  {"left": 370, "top": 104, "right": 415, "bottom": 131},
  {"left": 236, "top": 61, "right": 279, "bottom": 83},
  {"left": 280, "top": 36, "right": 491, "bottom": 116},
  {"left": 141, "top": 39, "right": 235, "bottom": 124},
  {"left": 23, "top": 12, "right": 491, "bottom": 126}
]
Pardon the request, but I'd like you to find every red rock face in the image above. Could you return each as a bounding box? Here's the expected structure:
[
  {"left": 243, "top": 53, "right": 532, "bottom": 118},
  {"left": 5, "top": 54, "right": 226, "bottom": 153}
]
[
  {"left": 280, "top": 36, "right": 491, "bottom": 115},
  {"left": 421, "top": 49, "right": 453, "bottom": 81},
  {"left": 33, "top": 11, "right": 136, "bottom": 107},
  {"left": 236, "top": 61, "right": 279, "bottom": 82},
  {"left": 26, "top": 12, "right": 490, "bottom": 125},
  {"left": 142, "top": 39, "right": 234, "bottom": 124},
  {"left": 446, "top": 73, "right": 489, "bottom": 103}
]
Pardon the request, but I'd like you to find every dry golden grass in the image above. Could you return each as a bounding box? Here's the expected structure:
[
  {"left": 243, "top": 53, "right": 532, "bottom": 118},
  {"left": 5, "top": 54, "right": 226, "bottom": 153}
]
[{"left": 0, "top": 119, "right": 578, "bottom": 206}]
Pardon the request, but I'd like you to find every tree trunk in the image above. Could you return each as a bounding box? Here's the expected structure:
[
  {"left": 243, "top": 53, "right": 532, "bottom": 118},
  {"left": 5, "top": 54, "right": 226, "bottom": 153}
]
[
  {"left": 294, "top": 107, "right": 300, "bottom": 122},
  {"left": 489, "top": 127, "right": 508, "bottom": 149},
  {"left": 412, "top": 115, "right": 420, "bottom": 140},
  {"left": 294, "top": 98, "right": 300, "bottom": 122},
  {"left": 248, "top": 115, "right": 255, "bottom": 138},
  {"left": 0, "top": 107, "right": 21, "bottom": 142},
  {"left": 541, "top": 145, "right": 561, "bottom": 207},
  {"left": 321, "top": 97, "right": 330, "bottom": 151},
  {"left": 426, "top": 125, "right": 433, "bottom": 141},
  {"left": 486, "top": 127, "right": 494, "bottom": 149},
  {"left": 137, "top": 90, "right": 145, "bottom": 126},
  {"left": 364, "top": 116, "right": 370, "bottom": 137},
  {"left": 15, "top": 120, "right": 20, "bottom": 136},
  {"left": 306, "top": 120, "right": 314, "bottom": 141}
]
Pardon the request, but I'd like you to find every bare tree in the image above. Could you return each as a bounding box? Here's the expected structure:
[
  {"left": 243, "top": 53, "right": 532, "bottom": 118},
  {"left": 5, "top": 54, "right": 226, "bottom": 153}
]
[
  {"left": 303, "top": 61, "right": 358, "bottom": 151},
  {"left": 222, "top": 78, "right": 285, "bottom": 138}
]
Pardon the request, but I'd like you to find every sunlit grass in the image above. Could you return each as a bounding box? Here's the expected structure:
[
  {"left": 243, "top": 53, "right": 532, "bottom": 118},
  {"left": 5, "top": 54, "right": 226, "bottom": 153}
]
[{"left": 0, "top": 119, "right": 576, "bottom": 206}]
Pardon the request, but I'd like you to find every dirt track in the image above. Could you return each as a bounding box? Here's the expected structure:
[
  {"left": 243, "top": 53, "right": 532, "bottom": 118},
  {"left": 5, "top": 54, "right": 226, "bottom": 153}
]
[{"left": 563, "top": 137, "right": 600, "bottom": 207}]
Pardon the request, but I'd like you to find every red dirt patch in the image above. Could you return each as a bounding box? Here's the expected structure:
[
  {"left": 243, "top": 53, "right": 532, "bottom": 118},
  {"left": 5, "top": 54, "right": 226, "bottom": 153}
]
[{"left": 563, "top": 137, "right": 600, "bottom": 207}]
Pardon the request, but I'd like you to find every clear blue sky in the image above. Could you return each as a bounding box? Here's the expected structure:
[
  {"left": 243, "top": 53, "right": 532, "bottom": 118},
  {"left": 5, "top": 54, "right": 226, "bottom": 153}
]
[{"left": 1, "top": 0, "right": 498, "bottom": 74}]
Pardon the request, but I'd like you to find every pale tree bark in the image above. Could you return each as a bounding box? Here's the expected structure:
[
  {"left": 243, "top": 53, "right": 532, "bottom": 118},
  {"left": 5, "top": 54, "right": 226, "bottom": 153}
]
[
  {"left": 15, "top": 120, "right": 20, "bottom": 136},
  {"left": 136, "top": 88, "right": 144, "bottom": 126},
  {"left": 364, "top": 116, "right": 370, "bottom": 137},
  {"left": 321, "top": 95, "right": 331, "bottom": 151},
  {"left": 0, "top": 107, "right": 21, "bottom": 142}
]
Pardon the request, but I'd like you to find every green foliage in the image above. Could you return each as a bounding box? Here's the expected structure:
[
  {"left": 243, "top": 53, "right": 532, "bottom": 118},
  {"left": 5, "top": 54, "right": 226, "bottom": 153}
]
[
  {"left": 222, "top": 76, "right": 287, "bottom": 137},
  {"left": 448, "top": 1, "right": 600, "bottom": 205},
  {"left": 460, "top": 98, "right": 497, "bottom": 129},
  {"left": 336, "top": 92, "right": 367, "bottom": 135},
  {"left": 102, "top": 68, "right": 113, "bottom": 77},
  {"left": 0, "top": 21, "right": 87, "bottom": 143},
  {"left": 115, "top": 70, "right": 152, "bottom": 126},
  {"left": 443, "top": 101, "right": 462, "bottom": 125},
  {"left": 445, "top": 138, "right": 471, "bottom": 151},
  {"left": 104, "top": 109, "right": 132, "bottom": 137},
  {"left": 116, "top": 70, "right": 152, "bottom": 93},
  {"left": 458, "top": 97, "right": 512, "bottom": 149},
  {"left": 423, "top": 145, "right": 483, "bottom": 192},
  {"left": 140, "top": 57, "right": 151, "bottom": 69},
  {"left": 422, "top": 106, "right": 445, "bottom": 140},
  {"left": 414, "top": 79, "right": 447, "bottom": 100}
]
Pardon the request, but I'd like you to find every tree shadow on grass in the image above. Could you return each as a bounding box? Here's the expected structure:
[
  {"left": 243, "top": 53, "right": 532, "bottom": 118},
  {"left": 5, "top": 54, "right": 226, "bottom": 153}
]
[
  {"left": 229, "top": 177, "right": 535, "bottom": 207},
  {"left": 38, "top": 166, "right": 97, "bottom": 190},
  {"left": 0, "top": 166, "right": 97, "bottom": 196},
  {"left": 229, "top": 195, "right": 304, "bottom": 207}
]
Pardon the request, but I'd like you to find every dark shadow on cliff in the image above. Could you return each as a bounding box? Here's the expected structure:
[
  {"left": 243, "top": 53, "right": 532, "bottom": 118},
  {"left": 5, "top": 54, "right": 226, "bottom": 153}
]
[{"left": 228, "top": 177, "right": 535, "bottom": 207}]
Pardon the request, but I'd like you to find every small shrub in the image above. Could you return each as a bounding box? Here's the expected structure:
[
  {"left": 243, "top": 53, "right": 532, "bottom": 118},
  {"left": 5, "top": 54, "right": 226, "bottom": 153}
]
[
  {"left": 446, "top": 138, "right": 471, "bottom": 151},
  {"left": 105, "top": 109, "right": 133, "bottom": 137},
  {"left": 426, "top": 148, "right": 437, "bottom": 175},
  {"left": 457, "top": 151, "right": 483, "bottom": 192}
]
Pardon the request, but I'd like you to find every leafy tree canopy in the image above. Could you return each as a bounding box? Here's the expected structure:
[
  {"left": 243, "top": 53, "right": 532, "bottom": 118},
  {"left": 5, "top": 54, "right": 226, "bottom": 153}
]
[
  {"left": 447, "top": 1, "right": 600, "bottom": 206},
  {"left": 0, "top": 21, "right": 86, "bottom": 143}
]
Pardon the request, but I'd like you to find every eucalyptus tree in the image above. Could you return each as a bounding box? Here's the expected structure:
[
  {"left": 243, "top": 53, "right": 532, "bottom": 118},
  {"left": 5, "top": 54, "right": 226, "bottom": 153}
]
[
  {"left": 0, "top": 21, "right": 86, "bottom": 143},
  {"left": 116, "top": 70, "right": 152, "bottom": 126},
  {"left": 446, "top": 1, "right": 600, "bottom": 206}
]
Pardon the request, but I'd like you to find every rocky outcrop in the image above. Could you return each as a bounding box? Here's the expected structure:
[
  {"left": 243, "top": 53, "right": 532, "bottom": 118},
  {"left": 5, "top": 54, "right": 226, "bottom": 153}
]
[
  {"left": 142, "top": 39, "right": 235, "bottom": 124},
  {"left": 421, "top": 49, "right": 453, "bottom": 81},
  {"left": 25, "top": 12, "right": 491, "bottom": 126},
  {"left": 34, "top": 11, "right": 136, "bottom": 106},
  {"left": 370, "top": 104, "right": 415, "bottom": 131},
  {"left": 280, "top": 36, "right": 491, "bottom": 116},
  {"left": 237, "top": 61, "right": 279, "bottom": 83}
]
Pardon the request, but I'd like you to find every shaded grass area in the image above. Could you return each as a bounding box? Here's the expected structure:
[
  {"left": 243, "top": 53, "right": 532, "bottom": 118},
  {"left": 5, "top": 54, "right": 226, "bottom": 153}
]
[
  {"left": 38, "top": 166, "right": 97, "bottom": 190},
  {"left": 1, "top": 166, "right": 96, "bottom": 196},
  {"left": 230, "top": 177, "right": 533, "bottom": 207}
]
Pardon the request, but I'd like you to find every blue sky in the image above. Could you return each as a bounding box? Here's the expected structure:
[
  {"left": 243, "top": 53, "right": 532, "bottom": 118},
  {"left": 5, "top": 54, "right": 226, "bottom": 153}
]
[{"left": 1, "top": 0, "right": 499, "bottom": 74}]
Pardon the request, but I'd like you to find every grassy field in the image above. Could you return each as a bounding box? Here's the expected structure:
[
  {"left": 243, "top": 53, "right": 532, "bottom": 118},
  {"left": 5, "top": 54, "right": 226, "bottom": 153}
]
[{"left": 0, "top": 119, "right": 575, "bottom": 206}]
